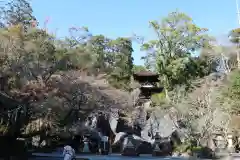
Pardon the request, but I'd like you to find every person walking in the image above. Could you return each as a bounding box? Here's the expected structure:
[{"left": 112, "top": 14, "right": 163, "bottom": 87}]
[{"left": 63, "top": 145, "right": 76, "bottom": 160}]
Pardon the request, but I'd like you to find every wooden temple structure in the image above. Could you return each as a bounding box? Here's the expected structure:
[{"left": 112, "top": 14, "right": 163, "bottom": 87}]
[{"left": 133, "top": 71, "right": 163, "bottom": 100}]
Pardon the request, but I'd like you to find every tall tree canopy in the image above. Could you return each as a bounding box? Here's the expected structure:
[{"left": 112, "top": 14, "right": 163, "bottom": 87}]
[{"left": 141, "top": 11, "right": 214, "bottom": 98}]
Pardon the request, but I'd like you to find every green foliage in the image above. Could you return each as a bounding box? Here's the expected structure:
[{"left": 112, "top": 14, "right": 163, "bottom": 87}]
[
  {"left": 174, "top": 142, "right": 191, "bottom": 153},
  {"left": 173, "top": 138, "right": 203, "bottom": 154},
  {"left": 222, "top": 70, "right": 240, "bottom": 114},
  {"left": 132, "top": 65, "right": 146, "bottom": 73},
  {"left": 4, "top": 0, "right": 36, "bottom": 28},
  {"left": 88, "top": 35, "right": 112, "bottom": 73},
  {"left": 229, "top": 28, "right": 240, "bottom": 44},
  {"left": 191, "top": 146, "right": 203, "bottom": 152},
  {"left": 0, "top": 125, "right": 8, "bottom": 134},
  {"left": 141, "top": 11, "right": 213, "bottom": 97},
  {"left": 150, "top": 92, "right": 166, "bottom": 106},
  {"left": 107, "top": 38, "right": 134, "bottom": 90}
]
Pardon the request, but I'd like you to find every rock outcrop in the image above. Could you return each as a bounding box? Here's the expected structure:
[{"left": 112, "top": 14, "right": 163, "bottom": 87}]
[{"left": 141, "top": 110, "right": 177, "bottom": 143}]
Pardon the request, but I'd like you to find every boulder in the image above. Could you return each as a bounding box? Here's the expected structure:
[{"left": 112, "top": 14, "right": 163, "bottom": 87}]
[
  {"left": 181, "top": 152, "right": 190, "bottom": 158},
  {"left": 172, "top": 152, "right": 180, "bottom": 157},
  {"left": 141, "top": 111, "right": 177, "bottom": 142},
  {"left": 113, "top": 132, "right": 127, "bottom": 145},
  {"left": 109, "top": 113, "right": 118, "bottom": 134},
  {"left": 112, "top": 132, "right": 152, "bottom": 154}
]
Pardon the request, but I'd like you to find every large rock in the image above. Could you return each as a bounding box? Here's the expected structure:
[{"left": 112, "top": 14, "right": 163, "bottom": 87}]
[
  {"left": 112, "top": 132, "right": 152, "bottom": 154},
  {"left": 83, "top": 112, "right": 114, "bottom": 136},
  {"left": 131, "top": 106, "right": 148, "bottom": 133},
  {"left": 109, "top": 112, "right": 118, "bottom": 134},
  {"left": 113, "top": 132, "right": 127, "bottom": 145},
  {"left": 141, "top": 110, "right": 177, "bottom": 144}
]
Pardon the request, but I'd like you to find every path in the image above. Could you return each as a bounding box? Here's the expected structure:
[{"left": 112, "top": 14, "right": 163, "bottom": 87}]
[{"left": 30, "top": 152, "right": 187, "bottom": 160}]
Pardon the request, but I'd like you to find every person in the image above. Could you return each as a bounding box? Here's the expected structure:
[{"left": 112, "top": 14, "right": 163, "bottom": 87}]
[{"left": 63, "top": 145, "right": 76, "bottom": 160}]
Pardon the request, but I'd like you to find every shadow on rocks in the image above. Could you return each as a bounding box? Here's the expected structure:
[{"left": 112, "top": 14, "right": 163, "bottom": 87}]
[{"left": 192, "top": 146, "right": 215, "bottom": 159}]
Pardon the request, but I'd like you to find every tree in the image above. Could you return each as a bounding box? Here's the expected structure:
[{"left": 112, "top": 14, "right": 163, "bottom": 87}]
[
  {"left": 132, "top": 65, "right": 147, "bottom": 73},
  {"left": 88, "top": 35, "right": 113, "bottom": 74},
  {"left": 108, "top": 37, "right": 134, "bottom": 90},
  {"left": 3, "top": 0, "right": 36, "bottom": 28},
  {"left": 200, "top": 45, "right": 239, "bottom": 73},
  {"left": 141, "top": 11, "right": 213, "bottom": 99},
  {"left": 229, "top": 28, "right": 240, "bottom": 69},
  {"left": 221, "top": 70, "right": 240, "bottom": 115},
  {"left": 175, "top": 76, "right": 230, "bottom": 147}
]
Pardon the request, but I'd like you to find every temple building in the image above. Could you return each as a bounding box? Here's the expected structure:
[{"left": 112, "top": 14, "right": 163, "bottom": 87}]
[{"left": 133, "top": 71, "right": 163, "bottom": 101}]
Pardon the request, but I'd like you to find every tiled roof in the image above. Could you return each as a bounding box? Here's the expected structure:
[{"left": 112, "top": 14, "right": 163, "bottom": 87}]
[{"left": 133, "top": 71, "right": 158, "bottom": 77}]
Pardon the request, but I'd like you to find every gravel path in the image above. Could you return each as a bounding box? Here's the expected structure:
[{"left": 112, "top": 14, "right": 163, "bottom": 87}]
[{"left": 29, "top": 153, "right": 186, "bottom": 160}]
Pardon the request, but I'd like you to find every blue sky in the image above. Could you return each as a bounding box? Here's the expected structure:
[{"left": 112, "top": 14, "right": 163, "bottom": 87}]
[{"left": 31, "top": 0, "right": 239, "bottom": 65}]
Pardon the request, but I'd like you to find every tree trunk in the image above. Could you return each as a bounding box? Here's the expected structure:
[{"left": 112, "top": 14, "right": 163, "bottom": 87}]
[
  {"left": 237, "top": 44, "right": 240, "bottom": 69},
  {"left": 163, "top": 75, "right": 170, "bottom": 101},
  {"left": 221, "top": 53, "right": 230, "bottom": 73},
  {"left": 165, "top": 88, "right": 170, "bottom": 101}
]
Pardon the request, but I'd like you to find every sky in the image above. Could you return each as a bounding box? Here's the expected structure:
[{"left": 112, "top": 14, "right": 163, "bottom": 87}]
[{"left": 31, "top": 0, "right": 239, "bottom": 65}]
